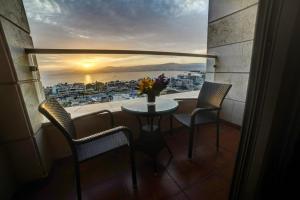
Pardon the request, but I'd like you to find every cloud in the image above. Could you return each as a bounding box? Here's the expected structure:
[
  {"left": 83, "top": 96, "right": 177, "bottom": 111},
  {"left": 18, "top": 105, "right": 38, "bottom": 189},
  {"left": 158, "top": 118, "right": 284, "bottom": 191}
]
[
  {"left": 24, "top": 0, "right": 208, "bottom": 58},
  {"left": 24, "top": 0, "right": 61, "bottom": 20},
  {"left": 150, "top": 0, "right": 207, "bottom": 17}
]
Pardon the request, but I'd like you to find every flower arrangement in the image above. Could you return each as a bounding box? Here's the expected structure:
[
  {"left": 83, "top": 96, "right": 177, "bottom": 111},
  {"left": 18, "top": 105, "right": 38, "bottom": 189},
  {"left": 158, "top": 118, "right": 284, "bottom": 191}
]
[{"left": 137, "top": 73, "right": 169, "bottom": 103}]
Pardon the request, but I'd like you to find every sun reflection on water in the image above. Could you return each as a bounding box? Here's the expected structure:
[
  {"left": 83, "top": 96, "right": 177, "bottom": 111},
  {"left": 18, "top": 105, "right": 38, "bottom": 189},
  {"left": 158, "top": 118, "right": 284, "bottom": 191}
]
[{"left": 84, "top": 74, "right": 93, "bottom": 84}]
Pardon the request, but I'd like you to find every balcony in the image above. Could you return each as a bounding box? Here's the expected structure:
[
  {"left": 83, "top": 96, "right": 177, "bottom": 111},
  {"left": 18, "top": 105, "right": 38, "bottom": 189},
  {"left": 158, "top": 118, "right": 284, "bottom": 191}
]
[
  {"left": 15, "top": 123, "right": 240, "bottom": 199},
  {"left": 7, "top": 48, "right": 241, "bottom": 200},
  {"left": 0, "top": 0, "right": 258, "bottom": 200}
]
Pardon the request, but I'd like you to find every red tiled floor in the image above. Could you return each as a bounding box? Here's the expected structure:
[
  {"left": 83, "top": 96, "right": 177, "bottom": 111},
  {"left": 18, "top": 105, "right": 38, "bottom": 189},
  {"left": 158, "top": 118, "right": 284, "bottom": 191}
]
[
  {"left": 165, "top": 192, "right": 188, "bottom": 200},
  {"left": 122, "top": 165, "right": 182, "bottom": 200},
  {"left": 184, "top": 173, "right": 230, "bottom": 200},
  {"left": 14, "top": 123, "right": 240, "bottom": 200}
]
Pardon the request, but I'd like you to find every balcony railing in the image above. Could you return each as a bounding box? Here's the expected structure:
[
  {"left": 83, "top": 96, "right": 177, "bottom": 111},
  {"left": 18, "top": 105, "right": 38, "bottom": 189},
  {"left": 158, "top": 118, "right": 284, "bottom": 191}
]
[
  {"left": 25, "top": 48, "right": 217, "bottom": 58},
  {"left": 25, "top": 48, "right": 217, "bottom": 71},
  {"left": 25, "top": 48, "right": 217, "bottom": 69}
]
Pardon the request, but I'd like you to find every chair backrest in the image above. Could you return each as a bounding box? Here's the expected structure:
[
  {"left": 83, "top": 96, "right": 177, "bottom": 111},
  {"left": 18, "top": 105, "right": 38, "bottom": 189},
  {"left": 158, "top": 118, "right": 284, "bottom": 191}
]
[
  {"left": 197, "top": 81, "right": 232, "bottom": 109},
  {"left": 38, "top": 98, "right": 76, "bottom": 141}
]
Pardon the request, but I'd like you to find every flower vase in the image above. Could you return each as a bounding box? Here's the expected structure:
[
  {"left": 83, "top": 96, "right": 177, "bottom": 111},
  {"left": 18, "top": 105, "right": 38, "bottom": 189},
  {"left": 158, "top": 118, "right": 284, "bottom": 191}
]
[{"left": 147, "top": 93, "right": 156, "bottom": 105}]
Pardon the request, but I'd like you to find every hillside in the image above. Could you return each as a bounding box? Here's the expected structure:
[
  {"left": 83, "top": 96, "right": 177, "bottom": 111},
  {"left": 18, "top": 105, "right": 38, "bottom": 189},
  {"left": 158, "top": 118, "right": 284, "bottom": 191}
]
[{"left": 98, "top": 63, "right": 206, "bottom": 73}]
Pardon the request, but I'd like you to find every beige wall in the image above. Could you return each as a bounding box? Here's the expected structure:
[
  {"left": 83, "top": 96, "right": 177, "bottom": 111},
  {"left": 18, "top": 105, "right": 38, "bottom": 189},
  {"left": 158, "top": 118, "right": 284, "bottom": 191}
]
[
  {"left": 206, "top": 0, "right": 258, "bottom": 125},
  {"left": 0, "top": 0, "right": 49, "bottom": 195}
]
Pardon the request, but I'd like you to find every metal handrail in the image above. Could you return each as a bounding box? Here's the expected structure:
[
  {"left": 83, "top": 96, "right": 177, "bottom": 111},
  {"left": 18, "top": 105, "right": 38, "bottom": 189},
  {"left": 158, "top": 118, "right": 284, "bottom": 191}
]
[{"left": 24, "top": 48, "right": 217, "bottom": 59}]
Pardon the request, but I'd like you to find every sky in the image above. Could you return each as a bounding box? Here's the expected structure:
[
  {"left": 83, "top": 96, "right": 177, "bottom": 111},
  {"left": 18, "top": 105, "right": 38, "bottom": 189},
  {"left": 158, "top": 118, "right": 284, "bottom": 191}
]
[{"left": 23, "top": 0, "right": 208, "bottom": 73}]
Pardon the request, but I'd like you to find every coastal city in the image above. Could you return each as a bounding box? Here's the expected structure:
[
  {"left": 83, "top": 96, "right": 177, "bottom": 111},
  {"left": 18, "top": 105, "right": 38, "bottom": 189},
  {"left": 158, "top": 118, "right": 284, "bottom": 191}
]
[{"left": 44, "top": 72, "right": 205, "bottom": 107}]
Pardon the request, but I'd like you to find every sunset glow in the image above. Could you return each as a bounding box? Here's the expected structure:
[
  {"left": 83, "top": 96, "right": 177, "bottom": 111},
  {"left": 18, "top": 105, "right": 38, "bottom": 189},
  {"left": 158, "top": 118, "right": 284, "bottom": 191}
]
[
  {"left": 81, "top": 62, "right": 94, "bottom": 70},
  {"left": 24, "top": 0, "right": 208, "bottom": 73}
]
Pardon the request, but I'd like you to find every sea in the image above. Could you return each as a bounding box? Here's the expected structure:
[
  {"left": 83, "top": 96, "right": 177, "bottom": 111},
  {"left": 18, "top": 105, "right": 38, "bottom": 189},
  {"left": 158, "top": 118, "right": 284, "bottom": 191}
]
[{"left": 40, "top": 71, "right": 197, "bottom": 87}]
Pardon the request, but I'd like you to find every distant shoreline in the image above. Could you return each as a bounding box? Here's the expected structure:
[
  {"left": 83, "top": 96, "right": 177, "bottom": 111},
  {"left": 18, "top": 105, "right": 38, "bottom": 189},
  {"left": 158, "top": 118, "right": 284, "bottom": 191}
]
[
  {"left": 40, "top": 70, "right": 204, "bottom": 87},
  {"left": 40, "top": 62, "right": 206, "bottom": 75}
]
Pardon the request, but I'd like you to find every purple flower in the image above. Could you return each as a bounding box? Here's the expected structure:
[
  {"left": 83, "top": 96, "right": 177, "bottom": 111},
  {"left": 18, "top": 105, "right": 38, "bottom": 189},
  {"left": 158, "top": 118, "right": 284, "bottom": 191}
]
[{"left": 152, "top": 73, "right": 169, "bottom": 95}]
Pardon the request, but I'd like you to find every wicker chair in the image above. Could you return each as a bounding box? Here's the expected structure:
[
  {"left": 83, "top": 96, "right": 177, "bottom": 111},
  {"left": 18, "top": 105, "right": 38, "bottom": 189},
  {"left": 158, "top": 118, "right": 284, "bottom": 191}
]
[
  {"left": 171, "top": 81, "right": 232, "bottom": 159},
  {"left": 38, "top": 98, "right": 137, "bottom": 200}
]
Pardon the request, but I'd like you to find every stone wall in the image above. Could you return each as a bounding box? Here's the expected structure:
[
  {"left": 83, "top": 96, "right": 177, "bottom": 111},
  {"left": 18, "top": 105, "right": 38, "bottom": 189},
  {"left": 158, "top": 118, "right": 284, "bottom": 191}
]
[
  {"left": 0, "top": 0, "right": 49, "bottom": 194},
  {"left": 206, "top": 0, "right": 258, "bottom": 126}
]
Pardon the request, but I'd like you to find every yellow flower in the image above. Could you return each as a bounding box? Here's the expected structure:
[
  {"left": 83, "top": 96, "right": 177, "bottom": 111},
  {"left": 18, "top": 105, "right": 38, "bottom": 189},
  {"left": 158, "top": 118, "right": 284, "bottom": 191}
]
[{"left": 138, "top": 77, "right": 154, "bottom": 94}]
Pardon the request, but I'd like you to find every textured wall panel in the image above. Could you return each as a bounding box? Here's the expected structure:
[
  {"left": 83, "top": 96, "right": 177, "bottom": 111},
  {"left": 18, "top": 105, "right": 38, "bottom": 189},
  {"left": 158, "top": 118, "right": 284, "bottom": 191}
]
[
  {"left": 208, "top": 41, "right": 253, "bottom": 73},
  {"left": 215, "top": 73, "right": 249, "bottom": 102},
  {"left": 220, "top": 98, "right": 245, "bottom": 126},
  {"left": 205, "top": 72, "right": 215, "bottom": 82},
  {"left": 34, "top": 129, "right": 52, "bottom": 175},
  {"left": 0, "top": 0, "right": 47, "bottom": 185},
  {"left": 231, "top": 100, "right": 245, "bottom": 125},
  {"left": 19, "top": 82, "right": 44, "bottom": 134},
  {"left": 220, "top": 98, "right": 234, "bottom": 122},
  {"left": 206, "top": 58, "right": 216, "bottom": 73},
  {"left": 0, "top": 0, "right": 29, "bottom": 32},
  {"left": 208, "top": 5, "right": 257, "bottom": 48},
  {"left": 0, "top": 23, "right": 16, "bottom": 83},
  {"left": 0, "top": 84, "right": 31, "bottom": 141},
  {"left": 207, "top": 1, "right": 258, "bottom": 125},
  {"left": 209, "top": 0, "right": 258, "bottom": 22},
  {"left": 1, "top": 19, "right": 34, "bottom": 81}
]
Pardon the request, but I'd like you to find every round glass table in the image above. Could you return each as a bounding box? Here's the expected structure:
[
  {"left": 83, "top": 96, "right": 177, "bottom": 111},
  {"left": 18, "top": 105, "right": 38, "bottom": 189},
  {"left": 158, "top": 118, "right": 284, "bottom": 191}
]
[
  {"left": 121, "top": 98, "right": 179, "bottom": 172},
  {"left": 122, "top": 98, "right": 178, "bottom": 116}
]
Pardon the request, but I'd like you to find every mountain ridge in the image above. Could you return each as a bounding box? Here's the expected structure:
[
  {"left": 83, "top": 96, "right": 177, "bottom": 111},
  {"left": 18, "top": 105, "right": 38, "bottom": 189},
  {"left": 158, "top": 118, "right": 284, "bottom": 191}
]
[
  {"left": 42, "top": 63, "right": 206, "bottom": 75},
  {"left": 95, "top": 63, "right": 205, "bottom": 73}
]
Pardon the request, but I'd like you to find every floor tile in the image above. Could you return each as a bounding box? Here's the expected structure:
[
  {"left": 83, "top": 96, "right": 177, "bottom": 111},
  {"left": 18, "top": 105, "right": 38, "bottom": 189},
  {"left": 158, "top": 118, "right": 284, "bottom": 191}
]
[
  {"left": 14, "top": 122, "right": 240, "bottom": 200},
  {"left": 164, "top": 192, "right": 188, "bottom": 200},
  {"left": 184, "top": 173, "right": 230, "bottom": 200}
]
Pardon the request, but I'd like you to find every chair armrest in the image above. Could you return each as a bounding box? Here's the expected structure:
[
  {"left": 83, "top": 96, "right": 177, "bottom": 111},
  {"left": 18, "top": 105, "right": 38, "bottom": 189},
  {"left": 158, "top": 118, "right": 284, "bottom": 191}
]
[
  {"left": 174, "top": 98, "right": 198, "bottom": 101},
  {"left": 190, "top": 107, "right": 219, "bottom": 124},
  {"left": 191, "top": 107, "right": 219, "bottom": 116},
  {"left": 73, "top": 126, "right": 134, "bottom": 145},
  {"left": 97, "top": 110, "right": 115, "bottom": 128}
]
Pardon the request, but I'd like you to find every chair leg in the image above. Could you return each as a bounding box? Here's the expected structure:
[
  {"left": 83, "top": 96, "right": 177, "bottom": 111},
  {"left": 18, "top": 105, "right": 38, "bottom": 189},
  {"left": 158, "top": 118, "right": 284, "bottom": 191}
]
[
  {"left": 216, "top": 121, "right": 220, "bottom": 152},
  {"left": 129, "top": 145, "right": 137, "bottom": 189},
  {"left": 74, "top": 163, "right": 82, "bottom": 200},
  {"left": 169, "top": 115, "right": 173, "bottom": 135},
  {"left": 188, "top": 127, "right": 195, "bottom": 159}
]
